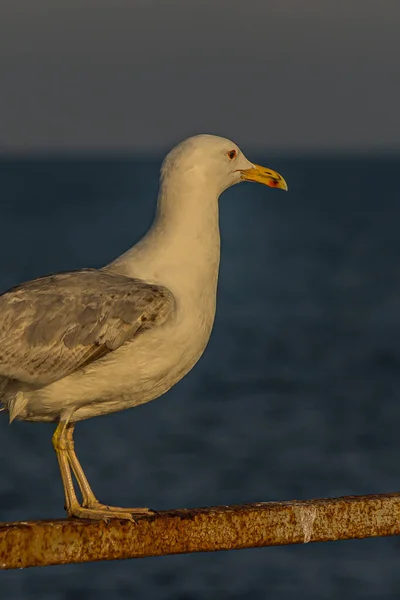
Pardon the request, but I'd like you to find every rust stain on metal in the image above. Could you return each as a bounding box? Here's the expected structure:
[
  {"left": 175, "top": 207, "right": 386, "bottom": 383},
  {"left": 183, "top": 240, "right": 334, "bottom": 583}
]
[{"left": 1, "top": 492, "right": 400, "bottom": 569}]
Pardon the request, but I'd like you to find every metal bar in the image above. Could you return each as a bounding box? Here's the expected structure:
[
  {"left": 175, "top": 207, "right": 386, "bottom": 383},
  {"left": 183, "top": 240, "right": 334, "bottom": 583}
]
[{"left": 1, "top": 493, "right": 400, "bottom": 569}]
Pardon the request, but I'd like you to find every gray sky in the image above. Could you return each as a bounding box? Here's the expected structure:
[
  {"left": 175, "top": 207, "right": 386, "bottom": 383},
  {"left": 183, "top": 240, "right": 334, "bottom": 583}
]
[{"left": 1, "top": 0, "right": 400, "bottom": 153}]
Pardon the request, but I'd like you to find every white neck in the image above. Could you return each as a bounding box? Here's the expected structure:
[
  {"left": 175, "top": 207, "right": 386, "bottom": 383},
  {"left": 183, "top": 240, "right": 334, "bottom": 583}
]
[{"left": 106, "top": 171, "right": 221, "bottom": 303}]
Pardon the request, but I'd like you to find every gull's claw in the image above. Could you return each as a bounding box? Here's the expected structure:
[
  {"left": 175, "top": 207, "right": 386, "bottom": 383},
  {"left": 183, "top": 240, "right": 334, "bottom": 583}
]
[{"left": 68, "top": 504, "right": 154, "bottom": 522}]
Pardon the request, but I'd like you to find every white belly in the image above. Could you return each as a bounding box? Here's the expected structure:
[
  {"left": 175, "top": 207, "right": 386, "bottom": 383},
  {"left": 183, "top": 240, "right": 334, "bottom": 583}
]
[{"left": 21, "top": 300, "right": 215, "bottom": 423}]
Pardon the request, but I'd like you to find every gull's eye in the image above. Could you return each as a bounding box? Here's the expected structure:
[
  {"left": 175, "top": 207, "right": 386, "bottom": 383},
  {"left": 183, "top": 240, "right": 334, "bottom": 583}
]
[{"left": 227, "top": 149, "right": 237, "bottom": 160}]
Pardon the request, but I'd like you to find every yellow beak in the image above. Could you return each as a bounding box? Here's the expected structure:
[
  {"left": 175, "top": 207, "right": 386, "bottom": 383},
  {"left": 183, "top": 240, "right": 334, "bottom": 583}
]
[{"left": 241, "top": 164, "right": 288, "bottom": 191}]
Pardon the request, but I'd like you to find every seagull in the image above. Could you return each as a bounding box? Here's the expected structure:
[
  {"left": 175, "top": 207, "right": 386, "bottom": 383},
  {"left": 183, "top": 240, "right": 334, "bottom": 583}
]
[{"left": 0, "top": 135, "right": 287, "bottom": 520}]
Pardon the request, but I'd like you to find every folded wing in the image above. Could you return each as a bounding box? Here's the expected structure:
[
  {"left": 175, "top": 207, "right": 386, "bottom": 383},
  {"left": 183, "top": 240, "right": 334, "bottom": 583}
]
[{"left": 0, "top": 269, "right": 175, "bottom": 386}]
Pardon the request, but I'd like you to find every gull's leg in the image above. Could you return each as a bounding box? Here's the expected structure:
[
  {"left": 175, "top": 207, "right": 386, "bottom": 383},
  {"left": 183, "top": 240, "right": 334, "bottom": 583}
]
[
  {"left": 53, "top": 419, "right": 137, "bottom": 521},
  {"left": 64, "top": 423, "right": 98, "bottom": 507},
  {"left": 52, "top": 419, "right": 83, "bottom": 517},
  {"left": 65, "top": 423, "right": 154, "bottom": 518}
]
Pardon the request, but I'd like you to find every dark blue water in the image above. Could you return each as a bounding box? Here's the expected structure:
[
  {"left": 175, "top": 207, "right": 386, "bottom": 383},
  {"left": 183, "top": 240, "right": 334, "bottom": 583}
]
[{"left": 1, "top": 154, "right": 400, "bottom": 599}]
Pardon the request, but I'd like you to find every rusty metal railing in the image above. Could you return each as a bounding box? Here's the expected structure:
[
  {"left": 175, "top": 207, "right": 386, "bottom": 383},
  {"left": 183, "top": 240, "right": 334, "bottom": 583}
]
[{"left": 1, "top": 493, "right": 400, "bottom": 569}]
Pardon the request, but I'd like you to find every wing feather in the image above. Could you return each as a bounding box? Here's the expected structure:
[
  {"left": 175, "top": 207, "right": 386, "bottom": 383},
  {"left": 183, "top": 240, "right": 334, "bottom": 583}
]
[{"left": 0, "top": 268, "right": 175, "bottom": 385}]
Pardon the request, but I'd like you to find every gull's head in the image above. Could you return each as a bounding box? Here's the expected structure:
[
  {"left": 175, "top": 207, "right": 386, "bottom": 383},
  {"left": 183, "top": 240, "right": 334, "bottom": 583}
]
[{"left": 161, "top": 134, "right": 288, "bottom": 196}]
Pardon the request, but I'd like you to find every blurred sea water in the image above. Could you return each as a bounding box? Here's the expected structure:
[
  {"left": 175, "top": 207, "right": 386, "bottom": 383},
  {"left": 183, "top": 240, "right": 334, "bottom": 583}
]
[{"left": 1, "top": 153, "right": 400, "bottom": 599}]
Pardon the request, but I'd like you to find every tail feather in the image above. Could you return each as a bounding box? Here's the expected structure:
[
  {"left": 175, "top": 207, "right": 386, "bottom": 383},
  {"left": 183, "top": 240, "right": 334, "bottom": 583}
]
[{"left": 8, "top": 392, "right": 28, "bottom": 423}]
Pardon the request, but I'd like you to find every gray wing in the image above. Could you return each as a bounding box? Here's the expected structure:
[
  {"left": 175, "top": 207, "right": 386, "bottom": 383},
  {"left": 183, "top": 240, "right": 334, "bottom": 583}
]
[{"left": 0, "top": 268, "right": 175, "bottom": 386}]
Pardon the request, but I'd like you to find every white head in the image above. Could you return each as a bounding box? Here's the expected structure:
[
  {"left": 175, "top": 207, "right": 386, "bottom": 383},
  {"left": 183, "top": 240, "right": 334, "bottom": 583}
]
[{"left": 160, "top": 134, "right": 288, "bottom": 197}]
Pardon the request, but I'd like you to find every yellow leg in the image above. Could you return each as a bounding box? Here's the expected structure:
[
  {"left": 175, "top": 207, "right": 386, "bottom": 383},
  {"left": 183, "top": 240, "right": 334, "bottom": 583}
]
[
  {"left": 52, "top": 420, "right": 82, "bottom": 516},
  {"left": 55, "top": 422, "right": 154, "bottom": 520},
  {"left": 65, "top": 424, "right": 98, "bottom": 507}
]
